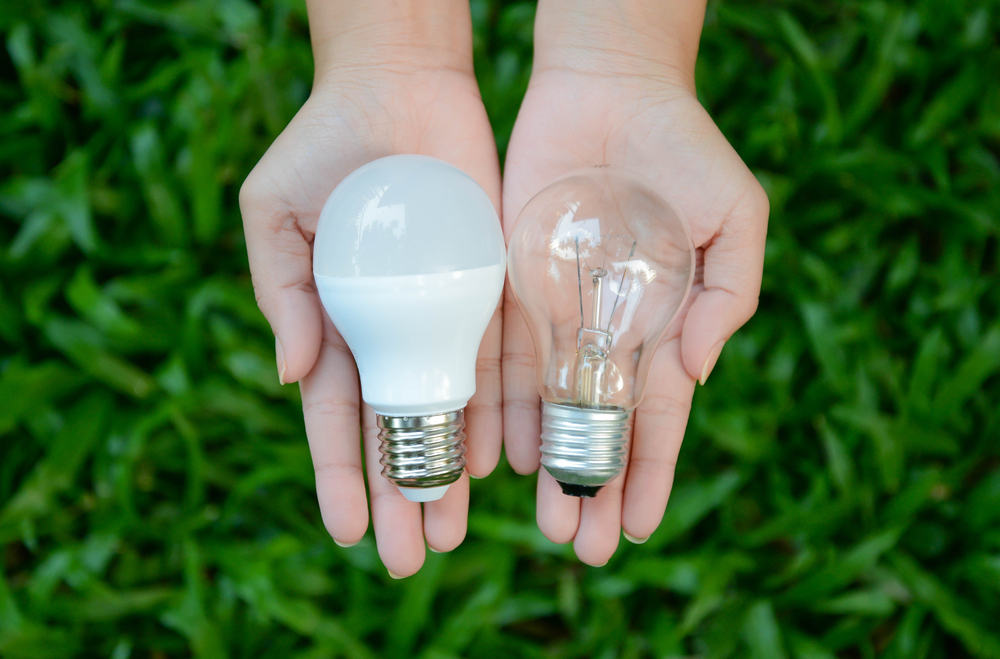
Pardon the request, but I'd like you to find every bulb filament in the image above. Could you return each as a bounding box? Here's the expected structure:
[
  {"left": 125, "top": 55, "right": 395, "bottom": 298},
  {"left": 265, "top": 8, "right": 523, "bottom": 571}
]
[
  {"left": 571, "top": 236, "right": 637, "bottom": 409},
  {"left": 573, "top": 240, "right": 610, "bottom": 408}
]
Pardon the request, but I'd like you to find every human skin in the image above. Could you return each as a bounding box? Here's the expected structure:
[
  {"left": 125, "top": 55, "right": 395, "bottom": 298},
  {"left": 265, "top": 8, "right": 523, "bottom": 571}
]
[
  {"left": 501, "top": 0, "right": 770, "bottom": 566},
  {"left": 238, "top": 0, "right": 503, "bottom": 578}
]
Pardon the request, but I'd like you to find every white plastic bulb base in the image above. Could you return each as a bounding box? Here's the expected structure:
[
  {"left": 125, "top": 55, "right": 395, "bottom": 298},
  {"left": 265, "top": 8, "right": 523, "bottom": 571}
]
[
  {"left": 377, "top": 410, "right": 467, "bottom": 502},
  {"left": 540, "top": 402, "right": 630, "bottom": 498}
]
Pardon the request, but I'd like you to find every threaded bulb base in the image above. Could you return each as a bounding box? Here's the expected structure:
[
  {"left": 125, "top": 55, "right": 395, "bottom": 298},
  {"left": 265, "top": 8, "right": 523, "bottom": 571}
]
[
  {"left": 377, "top": 409, "right": 466, "bottom": 502},
  {"left": 540, "top": 402, "right": 629, "bottom": 497}
]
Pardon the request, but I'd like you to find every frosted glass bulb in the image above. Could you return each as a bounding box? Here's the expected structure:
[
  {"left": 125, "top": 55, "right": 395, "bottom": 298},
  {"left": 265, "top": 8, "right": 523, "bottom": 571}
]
[
  {"left": 313, "top": 155, "right": 505, "bottom": 502},
  {"left": 507, "top": 166, "right": 695, "bottom": 497}
]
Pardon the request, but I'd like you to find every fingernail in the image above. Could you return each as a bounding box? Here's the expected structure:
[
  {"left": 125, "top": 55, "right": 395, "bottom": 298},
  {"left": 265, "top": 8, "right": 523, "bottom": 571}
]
[
  {"left": 387, "top": 570, "right": 405, "bottom": 580},
  {"left": 699, "top": 340, "right": 726, "bottom": 385},
  {"left": 469, "top": 474, "right": 483, "bottom": 480},
  {"left": 589, "top": 560, "right": 609, "bottom": 568},
  {"left": 334, "top": 539, "right": 359, "bottom": 548},
  {"left": 276, "top": 336, "right": 287, "bottom": 385},
  {"left": 623, "top": 532, "right": 649, "bottom": 545},
  {"left": 428, "top": 546, "right": 445, "bottom": 554}
]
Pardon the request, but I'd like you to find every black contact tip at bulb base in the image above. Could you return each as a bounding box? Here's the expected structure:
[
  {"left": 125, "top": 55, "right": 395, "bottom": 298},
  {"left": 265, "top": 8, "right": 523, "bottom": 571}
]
[{"left": 558, "top": 481, "right": 603, "bottom": 498}]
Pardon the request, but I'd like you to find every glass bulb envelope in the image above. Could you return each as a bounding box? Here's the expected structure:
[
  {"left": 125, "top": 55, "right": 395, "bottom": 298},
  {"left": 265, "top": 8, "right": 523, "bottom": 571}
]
[{"left": 507, "top": 166, "right": 695, "bottom": 496}]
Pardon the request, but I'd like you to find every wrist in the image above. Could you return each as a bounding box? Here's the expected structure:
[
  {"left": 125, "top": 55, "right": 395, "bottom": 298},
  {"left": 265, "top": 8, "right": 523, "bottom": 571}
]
[
  {"left": 532, "top": 0, "right": 705, "bottom": 91},
  {"left": 307, "top": 0, "right": 474, "bottom": 79}
]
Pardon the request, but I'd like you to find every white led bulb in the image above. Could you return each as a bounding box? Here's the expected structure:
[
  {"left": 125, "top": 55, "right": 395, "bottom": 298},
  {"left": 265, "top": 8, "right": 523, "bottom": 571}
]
[{"left": 313, "top": 155, "right": 505, "bottom": 502}]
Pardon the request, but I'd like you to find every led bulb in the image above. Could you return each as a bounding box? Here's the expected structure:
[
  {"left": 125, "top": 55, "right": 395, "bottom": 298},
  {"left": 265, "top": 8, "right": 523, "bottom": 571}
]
[
  {"left": 507, "top": 166, "right": 694, "bottom": 497},
  {"left": 313, "top": 155, "right": 505, "bottom": 502}
]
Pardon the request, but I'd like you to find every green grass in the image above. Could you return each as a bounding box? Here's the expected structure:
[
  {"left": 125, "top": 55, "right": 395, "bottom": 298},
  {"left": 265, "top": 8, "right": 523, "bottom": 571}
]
[{"left": 2, "top": 0, "right": 999, "bottom": 657}]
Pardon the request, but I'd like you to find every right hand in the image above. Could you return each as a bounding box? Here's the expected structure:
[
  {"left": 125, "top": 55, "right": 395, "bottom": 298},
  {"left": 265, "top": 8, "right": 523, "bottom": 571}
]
[{"left": 238, "top": 22, "right": 503, "bottom": 577}]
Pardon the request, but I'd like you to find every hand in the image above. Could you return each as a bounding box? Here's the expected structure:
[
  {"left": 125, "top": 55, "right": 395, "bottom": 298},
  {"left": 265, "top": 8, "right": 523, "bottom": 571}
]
[
  {"left": 239, "top": 9, "right": 503, "bottom": 577},
  {"left": 501, "top": 10, "right": 769, "bottom": 565}
]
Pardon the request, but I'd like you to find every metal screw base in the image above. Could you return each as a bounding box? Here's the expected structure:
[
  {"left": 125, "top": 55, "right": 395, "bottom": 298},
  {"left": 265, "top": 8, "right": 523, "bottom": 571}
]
[
  {"left": 377, "top": 409, "right": 467, "bottom": 493},
  {"left": 540, "top": 402, "right": 629, "bottom": 496}
]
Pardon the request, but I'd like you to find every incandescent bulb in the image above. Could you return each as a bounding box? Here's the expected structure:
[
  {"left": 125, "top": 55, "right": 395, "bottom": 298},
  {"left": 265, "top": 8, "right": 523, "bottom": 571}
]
[
  {"left": 507, "top": 166, "right": 695, "bottom": 497},
  {"left": 313, "top": 155, "right": 505, "bottom": 502}
]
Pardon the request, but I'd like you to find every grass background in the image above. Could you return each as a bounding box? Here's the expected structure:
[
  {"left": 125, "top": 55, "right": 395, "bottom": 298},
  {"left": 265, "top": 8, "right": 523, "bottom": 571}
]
[{"left": 2, "top": 0, "right": 999, "bottom": 657}]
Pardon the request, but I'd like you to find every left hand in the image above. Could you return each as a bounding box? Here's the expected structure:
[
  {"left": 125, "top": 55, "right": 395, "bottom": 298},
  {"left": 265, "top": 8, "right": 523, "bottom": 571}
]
[{"left": 501, "top": 24, "right": 769, "bottom": 565}]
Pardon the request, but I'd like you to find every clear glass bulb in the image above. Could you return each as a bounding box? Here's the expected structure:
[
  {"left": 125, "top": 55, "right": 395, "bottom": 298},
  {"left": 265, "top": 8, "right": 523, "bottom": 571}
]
[
  {"left": 507, "top": 166, "right": 694, "bottom": 497},
  {"left": 313, "top": 155, "right": 506, "bottom": 502}
]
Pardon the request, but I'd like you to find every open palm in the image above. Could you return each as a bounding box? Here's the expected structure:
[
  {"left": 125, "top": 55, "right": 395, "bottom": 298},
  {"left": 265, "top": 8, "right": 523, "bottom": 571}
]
[
  {"left": 501, "top": 69, "right": 769, "bottom": 565},
  {"left": 240, "top": 65, "right": 503, "bottom": 577}
]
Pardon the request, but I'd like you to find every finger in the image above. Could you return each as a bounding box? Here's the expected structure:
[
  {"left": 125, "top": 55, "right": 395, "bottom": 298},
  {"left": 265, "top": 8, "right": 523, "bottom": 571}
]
[
  {"left": 622, "top": 335, "right": 695, "bottom": 542},
  {"left": 574, "top": 461, "right": 628, "bottom": 566},
  {"left": 362, "top": 404, "right": 426, "bottom": 578},
  {"left": 418, "top": 129, "right": 504, "bottom": 478},
  {"left": 300, "top": 315, "right": 369, "bottom": 547},
  {"left": 464, "top": 303, "right": 503, "bottom": 477},
  {"left": 501, "top": 288, "right": 543, "bottom": 474},
  {"left": 499, "top": 144, "right": 554, "bottom": 477},
  {"left": 536, "top": 468, "right": 580, "bottom": 544},
  {"left": 680, "top": 181, "right": 769, "bottom": 384},
  {"left": 422, "top": 471, "right": 470, "bottom": 553},
  {"left": 239, "top": 170, "right": 323, "bottom": 386}
]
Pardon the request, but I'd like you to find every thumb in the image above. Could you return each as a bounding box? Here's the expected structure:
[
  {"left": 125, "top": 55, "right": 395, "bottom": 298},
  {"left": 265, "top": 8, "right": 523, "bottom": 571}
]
[
  {"left": 239, "top": 176, "right": 324, "bottom": 386},
  {"left": 680, "top": 183, "right": 769, "bottom": 385}
]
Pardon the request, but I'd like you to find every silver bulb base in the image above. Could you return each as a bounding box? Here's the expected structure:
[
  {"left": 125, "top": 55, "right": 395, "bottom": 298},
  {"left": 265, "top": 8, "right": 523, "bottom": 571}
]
[
  {"left": 377, "top": 409, "right": 466, "bottom": 502},
  {"left": 540, "top": 402, "right": 629, "bottom": 497}
]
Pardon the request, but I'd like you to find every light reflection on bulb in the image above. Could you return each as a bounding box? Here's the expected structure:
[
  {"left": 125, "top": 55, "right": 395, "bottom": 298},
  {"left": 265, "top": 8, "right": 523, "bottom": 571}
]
[{"left": 507, "top": 166, "right": 695, "bottom": 497}]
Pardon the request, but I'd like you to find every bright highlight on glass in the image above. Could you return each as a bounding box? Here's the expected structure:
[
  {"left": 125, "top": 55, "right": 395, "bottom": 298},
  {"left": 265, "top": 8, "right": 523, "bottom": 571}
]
[
  {"left": 507, "top": 166, "right": 695, "bottom": 497},
  {"left": 313, "top": 155, "right": 505, "bottom": 502}
]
